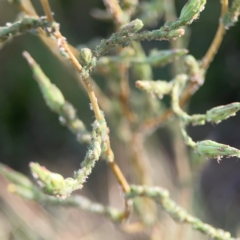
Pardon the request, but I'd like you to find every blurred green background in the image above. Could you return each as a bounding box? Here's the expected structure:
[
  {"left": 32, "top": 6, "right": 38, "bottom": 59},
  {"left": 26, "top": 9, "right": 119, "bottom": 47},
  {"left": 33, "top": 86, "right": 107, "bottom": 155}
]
[{"left": 1, "top": 0, "right": 240, "bottom": 239}]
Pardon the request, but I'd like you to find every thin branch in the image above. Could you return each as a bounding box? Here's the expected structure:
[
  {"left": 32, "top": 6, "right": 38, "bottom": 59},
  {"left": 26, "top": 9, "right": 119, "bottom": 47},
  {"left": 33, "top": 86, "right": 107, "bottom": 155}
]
[
  {"left": 108, "top": 6, "right": 141, "bottom": 217},
  {"left": 23, "top": 52, "right": 128, "bottom": 198},
  {"left": 39, "top": 0, "right": 84, "bottom": 77},
  {"left": 0, "top": 16, "right": 54, "bottom": 42},
  {"left": 201, "top": 0, "right": 229, "bottom": 69},
  {"left": 108, "top": 161, "right": 130, "bottom": 193},
  {"left": 0, "top": 163, "right": 125, "bottom": 222},
  {"left": 42, "top": 194, "right": 126, "bottom": 222},
  {"left": 164, "top": 0, "right": 184, "bottom": 74},
  {"left": 39, "top": 0, "right": 130, "bottom": 195},
  {"left": 93, "top": 26, "right": 185, "bottom": 58},
  {"left": 139, "top": 1, "right": 230, "bottom": 133},
  {"left": 40, "top": 0, "right": 54, "bottom": 22},
  {"left": 22, "top": 51, "right": 91, "bottom": 144},
  {"left": 9, "top": 0, "right": 112, "bottom": 115},
  {"left": 127, "top": 185, "right": 237, "bottom": 240},
  {"left": 103, "top": 0, "right": 126, "bottom": 27},
  {"left": 98, "top": 49, "right": 188, "bottom": 67},
  {"left": 119, "top": 59, "right": 136, "bottom": 123}
]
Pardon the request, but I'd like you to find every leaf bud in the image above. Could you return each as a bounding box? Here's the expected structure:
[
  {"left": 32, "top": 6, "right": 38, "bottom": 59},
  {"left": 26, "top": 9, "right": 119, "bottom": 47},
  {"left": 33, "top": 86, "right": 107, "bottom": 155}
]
[
  {"left": 30, "top": 162, "right": 67, "bottom": 198},
  {"left": 179, "top": 0, "right": 206, "bottom": 24},
  {"left": 196, "top": 140, "right": 240, "bottom": 161},
  {"left": 120, "top": 19, "right": 143, "bottom": 35},
  {"left": 166, "top": 28, "right": 185, "bottom": 39},
  {"left": 42, "top": 84, "right": 65, "bottom": 114},
  {"left": 206, "top": 102, "right": 240, "bottom": 124},
  {"left": 79, "top": 48, "right": 93, "bottom": 66},
  {"left": 136, "top": 80, "right": 173, "bottom": 98}
]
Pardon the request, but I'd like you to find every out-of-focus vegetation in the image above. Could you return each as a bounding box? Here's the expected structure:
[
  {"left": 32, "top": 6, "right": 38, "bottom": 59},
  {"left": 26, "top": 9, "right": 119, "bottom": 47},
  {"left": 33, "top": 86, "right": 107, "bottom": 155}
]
[{"left": 1, "top": 0, "right": 240, "bottom": 239}]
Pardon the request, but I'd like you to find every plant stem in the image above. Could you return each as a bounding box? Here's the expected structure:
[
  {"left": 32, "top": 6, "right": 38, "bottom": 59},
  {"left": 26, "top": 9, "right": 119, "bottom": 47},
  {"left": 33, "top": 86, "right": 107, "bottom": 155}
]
[
  {"left": 103, "top": 0, "right": 126, "bottom": 27},
  {"left": 127, "top": 185, "right": 236, "bottom": 240},
  {"left": 0, "top": 162, "right": 126, "bottom": 222},
  {"left": 40, "top": 0, "right": 130, "bottom": 194},
  {"left": 0, "top": 17, "right": 54, "bottom": 42},
  {"left": 201, "top": 0, "right": 229, "bottom": 69},
  {"left": 164, "top": 0, "right": 184, "bottom": 74},
  {"left": 119, "top": 61, "right": 136, "bottom": 123},
  {"left": 40, "top": 0, "right": 54, "bottom": 22},
  {"left": 140, "top": 0, "right": 229, "bottom": 133},
  {"left": 40, "top": 1, "right": 83, "bottom": 70},
  {"left": 108, "top": 161, "right": 130, "bottom": 193}
]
